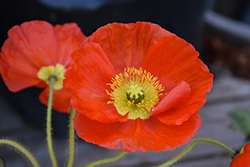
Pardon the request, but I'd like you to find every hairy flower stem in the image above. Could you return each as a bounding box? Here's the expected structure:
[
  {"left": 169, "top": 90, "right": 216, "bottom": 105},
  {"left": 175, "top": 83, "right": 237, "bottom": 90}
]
[
  {"left": 47, "top": 76, "right": 58, "bottom": 167},
  {"left": 86, "top": 151, "right": 127, "bottom": 167},
  {"left": 0, "top": 139, "right": 39, "bottom": 167},
  {"left": 67, "top": 108, "right": 76, "bottom": 167},
  {"left": 158, "top": 138, "right": 235, "bottom": 167}
]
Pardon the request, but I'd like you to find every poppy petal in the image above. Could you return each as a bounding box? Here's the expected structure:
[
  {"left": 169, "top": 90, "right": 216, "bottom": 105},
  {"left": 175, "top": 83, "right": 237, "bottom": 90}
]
[
  {"left": 151, "top": 80, "right": 191, "bottom": 116},
  {"left": 245, "top": 143, "right": 250, "bottom": 151},
  {"left": 0, "top": 21, "right": 58, "bottom": 92},
  {"left": 82, "top": 22, "right": 175, "bottom": 73},
  {"left": 230, "top": 153, "right": 250, "bottom": 167},
  {"left": 230, "top": 143, "right": 250, "bottom": 167},
  {"left": 39, "top": 86, "right": 72, "bottom": 113},
  {"left": 143, "top": 36, "right": 213, "bottom": 124},
  {"left": 0, "top": 51, "right": 42, "bottom": 92},
  {"left": 74, "top": 112, "right": 201, "bottom": 152},
  {"left": 54, "top": 23, "right": 86, "bottom": 67},
  {"left": 64, "top": 42, "right": 126, "bottom": 123}
]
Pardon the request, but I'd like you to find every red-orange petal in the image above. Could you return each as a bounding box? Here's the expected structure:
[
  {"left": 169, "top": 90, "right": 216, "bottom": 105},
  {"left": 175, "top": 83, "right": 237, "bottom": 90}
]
[
  {"left": 230, "top": 153, "right": 250, "bottom": 167},
  {"left": 0, "top": 50, "right": 42, "bottom": 92},
  {"left": 54, "top": 23, "right": 86, "bottom": 67},
  {"left": 230, "top": 143, "right": 250, "bottom": 167},
  {"left": 245, "top": 143, "right": 250, "bottom": 151},
  {"left": 0, "top": 21, "right": 53, "bottom": 91},
  {"left": 39, "top": 86, "right": 72, "bottom": 113},
  {"left": 64, "top": 42, "right": 127, "bottom": 123},
  {"left": 143, "top": 36, "right": 213, "bottom": 125},
  {"left": 151, "top": 81, "right": 191, "bottom": 117},
  {"left": 82, "top": 22, "right": 175, "bottom": 74},
  {"left": 74, "top": 112, "right": 201, "bottom": 152},
  {"left": 0, "top": 21, "right": 85, "bottom": 93}
]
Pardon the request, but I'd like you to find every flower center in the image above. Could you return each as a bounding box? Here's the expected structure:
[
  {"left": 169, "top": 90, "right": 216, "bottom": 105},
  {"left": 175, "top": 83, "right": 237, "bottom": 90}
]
[
  {"left": 107, "top": 67, "right": 164, "bottom": 120},
  {"left": 126, "top": 85, "right": 144, "bottom": 104},
  {"left": 37, "top": 63, "right": 66, "bottom": 90}
]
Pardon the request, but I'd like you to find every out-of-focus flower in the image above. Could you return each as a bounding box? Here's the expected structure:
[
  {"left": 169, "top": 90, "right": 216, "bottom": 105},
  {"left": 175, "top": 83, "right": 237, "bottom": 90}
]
[
  {"left": 0, "top": 20, "right": 86, "bottom": 113},
  {"left": 64, "top": 22, "right": 213, "bottom": 152},
  {"left": 230, "top": 143, "right": 250, "bottom": 167}
]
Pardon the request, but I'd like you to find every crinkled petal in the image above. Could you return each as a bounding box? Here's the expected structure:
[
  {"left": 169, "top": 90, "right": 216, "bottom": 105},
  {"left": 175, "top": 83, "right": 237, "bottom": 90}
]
[
  {"left": 64, "top": 42, "right": 127, "bottom": 123},
  {"left": 82, "top": 22, "right": 175, "bottom": 73},
  {"left": 143, "top": 36, "right": 213, "bottom": 124},
  {"left": 39, "top": 86, "right": 72, "bottom": 113},
  {"left": 74, "top": 112, "right": 201, "bottom": 152},
  {"left": 230, "top": 153, "right": 250, "bottom": 167},
  {"left": 0, "top": 21, "right": 55, "bottom": 91},
  {"left": 230, "top": 143, "right": 250, "bottom": 167},
  {"left": 0, "top": 50, "right": 42, "bottom": 92},
  {"left": 151, "top": 81, "right": 191, "bottom": 117},
  {"left": 245, "top": 143, "right": 250, "bottom": 151},
  {"left": 54, "top": 23, "right": 86, "bottom": 67},
  {"left": 0, "top": 21, "right": 85, "bottom": 92}
]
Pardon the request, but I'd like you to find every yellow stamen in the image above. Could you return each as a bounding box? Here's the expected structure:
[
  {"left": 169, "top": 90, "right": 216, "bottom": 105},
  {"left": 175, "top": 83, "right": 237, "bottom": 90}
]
[
  {"left": 37, "top": 63, "right": 66, "bottom": 90},
  {"left": 107, "top": 67, "right": 164, "bottom": 119}
]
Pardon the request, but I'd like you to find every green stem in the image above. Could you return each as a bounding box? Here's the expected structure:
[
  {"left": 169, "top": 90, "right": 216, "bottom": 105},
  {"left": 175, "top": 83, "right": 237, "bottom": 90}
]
[
  {"left": 0, "top": 139, "right": 39, "bottom": 167},
  {"left": 158, "top": 138, "right": 235, "bottom": 167},
  {"left": 86, "top": 151, "right": 127, "bottom": 167},
  {"left": 67, "top": 108, "right": 76, "bottom": 167},
  {"left": 47, "top": 76, "right": 57, "bottom": 167}
]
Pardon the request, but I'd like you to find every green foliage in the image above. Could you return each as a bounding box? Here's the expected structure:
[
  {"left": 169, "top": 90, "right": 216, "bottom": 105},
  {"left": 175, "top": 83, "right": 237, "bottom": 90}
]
[{"left": 228, "top": 109, "right": 250, "bottom": 136}]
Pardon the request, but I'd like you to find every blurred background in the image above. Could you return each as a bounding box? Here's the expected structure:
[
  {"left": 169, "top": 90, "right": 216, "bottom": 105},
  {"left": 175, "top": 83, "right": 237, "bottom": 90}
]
[{"left": 1, "top": 0, "right": 250, "bottom": 166}]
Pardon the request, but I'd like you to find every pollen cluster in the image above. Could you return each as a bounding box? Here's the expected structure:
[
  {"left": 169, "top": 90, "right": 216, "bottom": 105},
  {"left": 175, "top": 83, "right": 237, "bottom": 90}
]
[
  {"left": 37, "top": 63, "right": 66, "bottom": 90},
  {"left": 107, "top": 67, "right": 164, "bottom": 119}
]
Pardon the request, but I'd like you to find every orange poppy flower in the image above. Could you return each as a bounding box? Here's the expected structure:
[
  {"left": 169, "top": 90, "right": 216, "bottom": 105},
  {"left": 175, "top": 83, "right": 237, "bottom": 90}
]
[
  {"left": 0, "top": 20, "right": 86, "bottom": 113},
  {"left": 230, "top": 143, "right": 250, "bottom": 167},
  {"left": 64, "top": 22, "right": 213, "bottom": 152}
]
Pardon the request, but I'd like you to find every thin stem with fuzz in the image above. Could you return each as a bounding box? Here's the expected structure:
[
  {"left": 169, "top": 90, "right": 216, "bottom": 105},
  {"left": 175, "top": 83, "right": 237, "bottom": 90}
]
[
  {"left": 66, "top": 108, "right": 76, "bottom": 167},
  {"left": 86, "top": 151, "right": 127, "bottom": 167},
  {"left": 158, "top": 138, "right": 235, "bottom": 167},
  {"left": 47, "top": 76, "right": 58, "bottom": 167},
  {"left": 0, "top": 139, "right": 39, "bottom": 167}
]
